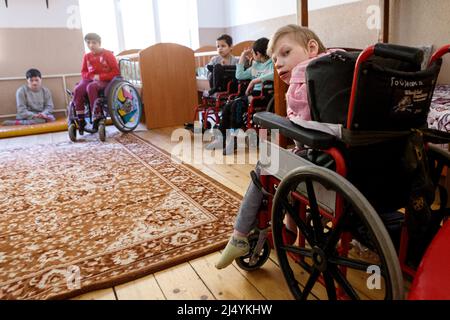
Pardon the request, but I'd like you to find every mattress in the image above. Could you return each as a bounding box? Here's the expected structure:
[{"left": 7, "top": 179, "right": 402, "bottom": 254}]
[{"left": 428, "top": 84, "right": 450, "bottom": 132}]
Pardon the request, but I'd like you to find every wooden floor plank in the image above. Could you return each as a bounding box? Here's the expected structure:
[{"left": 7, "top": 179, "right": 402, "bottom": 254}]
[
  {"left": 1, "top": 134, "right": 39, "bottom": 149},
  {"left": 35, "top": 132, "right": 54, "bottom": 145},
  {"left": 114, "top": 274, "right": 166, "bottom": 300},
  {"left": 51, "top": 131, "right": 70, "bottom": 144},
  {"left": 72, "top": 288, "right": 117, "bottom": 300},
  {"left": 3, "top": 126, "right": 413, "bottom": 300},
  {"left": 269, "top": 252, "right": 325, "bottom": 300},
  {"left": 189, "top": 252, "right": 266, "bottom": 300},
  {"left": 231, "top": 256, "right": 293, "bottom": 300},
  {"left": 154, "top": 263, "right": 214, "bottom": 300}
]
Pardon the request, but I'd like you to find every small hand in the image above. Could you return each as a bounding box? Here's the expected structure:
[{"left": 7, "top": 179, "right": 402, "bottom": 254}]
[
  {"left": 243, "top": 47, "right": 252, "bottom": 57},
  {"left": 36, "top": 113, "right": 52, "bottom": 120},
  {"left": 240, "top": 48, "right": 252, "bottom": 64},
  {"left": 245, "top": 79, "right": 260, "bottom": 96},
  {"left": 93, "top": 74, "right": 100, "bottom": 81}
]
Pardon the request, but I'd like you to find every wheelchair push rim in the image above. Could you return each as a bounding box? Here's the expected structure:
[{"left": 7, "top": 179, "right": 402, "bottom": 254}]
[
  {"left": 271, "top": 166, "right": 404, "bottom": 300},
  {"left": 108, "top": 80, "right": 142, "bottom": 132}
]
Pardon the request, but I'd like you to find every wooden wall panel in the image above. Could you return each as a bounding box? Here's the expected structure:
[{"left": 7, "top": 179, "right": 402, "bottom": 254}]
[{"left": 233, "top": 41, "right": 255, "bottom": 56}]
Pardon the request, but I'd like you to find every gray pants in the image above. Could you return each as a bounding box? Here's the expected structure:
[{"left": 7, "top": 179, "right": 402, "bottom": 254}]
[
  {"left": 233, "top": 145, "right": 305, "bottom": 234},
  {"left": 234, "top": 163, "right": 263, "bottom": 234}
]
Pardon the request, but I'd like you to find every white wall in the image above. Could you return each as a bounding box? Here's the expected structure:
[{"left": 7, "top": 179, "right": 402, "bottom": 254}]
[
  {"left": 158, "top": 0, "right": 199, "bottom": 49},
  {"left": 0, "top": 0, "right": 81, "bottom": 28},
  {"left": 224, "top": 0, "right": 297, "bottom": 27},
  {"left": 205, "top": 0, "right": 364, "bottom": 28},
  {"left": 309, "top": 0, "right": 361, "bottom": 11},
  {"left": 197, "top": 0, "right": 226, "bottom": 28}
]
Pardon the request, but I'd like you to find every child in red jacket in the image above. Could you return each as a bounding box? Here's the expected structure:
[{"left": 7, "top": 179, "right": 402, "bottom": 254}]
[{"left": 73, "top": 33, "right": 120, "bottom": 129}]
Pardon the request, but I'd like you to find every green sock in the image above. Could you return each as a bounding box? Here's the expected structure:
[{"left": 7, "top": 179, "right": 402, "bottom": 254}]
[{"left": 215, "top": 235, "right": 249, "bottom": 269}]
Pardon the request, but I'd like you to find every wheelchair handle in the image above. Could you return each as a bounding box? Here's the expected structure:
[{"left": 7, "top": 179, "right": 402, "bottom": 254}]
[
  {"left": 429, "top": 44, "right": 450, "bottom": 66},
  {"left": 373, "top": 43, "right": 424, "bottom": 67}
]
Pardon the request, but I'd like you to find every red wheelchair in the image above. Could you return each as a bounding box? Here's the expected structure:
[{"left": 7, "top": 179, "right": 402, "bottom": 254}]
[
  {"left": 235, "top": 43, "right": 450, "bottom": 300},
  {"left": 193, "top": 79, "right": 274, "bottom": 132},
  {"left": 193, "top": 79, "right": 239, "bottom": 131}
]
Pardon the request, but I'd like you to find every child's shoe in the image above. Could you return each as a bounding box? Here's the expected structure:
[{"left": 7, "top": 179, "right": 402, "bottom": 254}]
[
  {"left": 215, "top": 235, "right": 249, "bottom": 269},
  {"left": 223, "top": 134, "right": 236, "bottom": 155}
]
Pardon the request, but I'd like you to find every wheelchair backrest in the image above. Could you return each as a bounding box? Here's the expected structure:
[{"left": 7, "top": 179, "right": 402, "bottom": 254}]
[
  {"left": 306, "top": 45, "right": 444, "bottom": 212},
  {"left": 306, "top": 45, "right": 442, "bottom": 131},
  {"left": 349, "top": 57, "right": 441, "bottom": 131}
]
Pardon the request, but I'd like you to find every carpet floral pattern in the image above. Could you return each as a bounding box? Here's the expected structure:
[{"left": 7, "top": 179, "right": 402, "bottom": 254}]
[{"left": 0, "top": 133, "right": 241, "bottom": 299}]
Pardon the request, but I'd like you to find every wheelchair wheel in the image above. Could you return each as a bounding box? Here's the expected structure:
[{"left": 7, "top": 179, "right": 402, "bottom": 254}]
[
  {"left": 108, "top": 80, "right": 143, "bottom": 133},
  {"left": 236, "top": 232, "right": 271, "bottom": 271},
  {"left": 272, "top": 166, "right": 403, "bottom": 300},
  {"left": 68, "top": 123, "right": 77, "bottom": 142},
  {"left": 98, "top": 121, "right": 106, "bottom": 142}
]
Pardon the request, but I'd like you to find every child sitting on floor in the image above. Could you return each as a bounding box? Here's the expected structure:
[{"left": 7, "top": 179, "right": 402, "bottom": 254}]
[
  {"left": 2, "top": 69, "right": 55, "bottom": 126},
  {"left": 216, "top": 25, "right": 339, "bottom": 269},
  {"left": 72, "top": 33, "right": 120, "bottom": 131}
]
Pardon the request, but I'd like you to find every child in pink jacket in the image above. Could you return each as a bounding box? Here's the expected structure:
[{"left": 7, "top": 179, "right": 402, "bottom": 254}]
[{"left": 216, "top": 25, "right": 337, "bottom": 269}]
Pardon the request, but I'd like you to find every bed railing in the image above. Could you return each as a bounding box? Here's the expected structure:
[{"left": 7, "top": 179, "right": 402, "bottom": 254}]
[{"left": 117, "top": 52, "right": 142, "bottom": 87}]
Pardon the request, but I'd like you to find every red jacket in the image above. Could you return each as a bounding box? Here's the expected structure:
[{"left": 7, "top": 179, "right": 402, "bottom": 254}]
[{"left": 81, "top": 49, "right": 120, "bottom": 81}]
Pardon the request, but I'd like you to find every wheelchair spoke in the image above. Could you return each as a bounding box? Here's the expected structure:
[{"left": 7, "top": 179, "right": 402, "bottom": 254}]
[
  {"left": 323, "top": 270, "right": 337, "bottom": 300},
  {"left": 329, "top": 266, "right": 360, "bottom": 300},
  {"left": 284, "top": 263, "right": 303, "bottom": 298},
  {"left": 328, "top": 256, "right": 375, "bottom": 272},
  {"left": 280, "top": 245, "right": 314, "bottom": 257},
  {"left": 280, "top": 197, "right": 315, "bottom": 245},
  {"left": 305, "top": 179, "right": 324, "bottom": 243},
  {"left": 300, "top": 268, "right": 320, "bottom": 300},
  {"left": 324, "top": 212, "right": 348, "bottom": 254}
]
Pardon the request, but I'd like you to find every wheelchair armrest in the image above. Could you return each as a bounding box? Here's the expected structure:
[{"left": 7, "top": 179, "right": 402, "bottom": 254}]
[
  {"left": 216, "top": 91, "right": 230, "bottom": 100},
  {"left": 237, "top": 80, "right": 250, "bottom": 95},
  {"left": 253, "top": 112, "right": 336, "bottom": 149},
  {"left": 252, "top": 81, "right": 274, "bottom": 99},
  {"left": 226, "top": 79, "right": 239, "bottom": 94}
]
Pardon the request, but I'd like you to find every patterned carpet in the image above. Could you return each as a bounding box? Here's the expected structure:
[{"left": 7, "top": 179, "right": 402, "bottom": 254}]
[{"left": 0, "top": 133, "right": 241, "bottom": 299}]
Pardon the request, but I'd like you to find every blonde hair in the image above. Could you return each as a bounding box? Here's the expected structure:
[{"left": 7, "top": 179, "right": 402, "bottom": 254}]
[{"left": 268, "top": 24, "right": 326, "bottom": 56}]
